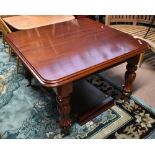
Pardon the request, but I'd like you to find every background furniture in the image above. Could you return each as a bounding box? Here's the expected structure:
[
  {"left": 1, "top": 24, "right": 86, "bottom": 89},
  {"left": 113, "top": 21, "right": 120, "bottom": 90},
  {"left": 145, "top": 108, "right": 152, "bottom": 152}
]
[
  {"left": 74, "top": 15, "right": 105, "bottom": 23},
  {"left": 91, "top": 15, "right": 105, "bottom": 23},
  {"left": 74, "top": 15, "right": 91, "bottom": 19},
  {"left": 0, "top": 16, "right": 20, "bottom": 73},
  {"left": 0, "top": 15, "right": 15, "bottom": 45},
  {"left": 144, "top": 16, "right": 155, "bottom": 38},
  {"left": 0, "top": 17, "right": 12, "bottom": 46},
  {"left": 3, "top": 15, "right": 74, "bottom": 30},
  {"left": 105, "top": 15, "right": 155, "bottom": 67}
]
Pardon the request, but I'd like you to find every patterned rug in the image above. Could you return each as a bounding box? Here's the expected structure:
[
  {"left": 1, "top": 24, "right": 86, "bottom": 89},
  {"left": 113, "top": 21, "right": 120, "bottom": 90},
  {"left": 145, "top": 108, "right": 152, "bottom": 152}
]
[{"left": 0, "top": 37, "right": 155, "bottom": 139}]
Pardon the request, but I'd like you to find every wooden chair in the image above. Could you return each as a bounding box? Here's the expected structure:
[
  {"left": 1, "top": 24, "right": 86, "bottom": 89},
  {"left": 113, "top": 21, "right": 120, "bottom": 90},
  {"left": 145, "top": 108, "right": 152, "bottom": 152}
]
[
  {"left": 0, "top": 15, "right": 14, "bottom": 46},
  {"left": 105, "top": 15, "right": 155, "bottom": 67},
  {"left": 0, "top": 17, "right": 20, "bottom": 73}
]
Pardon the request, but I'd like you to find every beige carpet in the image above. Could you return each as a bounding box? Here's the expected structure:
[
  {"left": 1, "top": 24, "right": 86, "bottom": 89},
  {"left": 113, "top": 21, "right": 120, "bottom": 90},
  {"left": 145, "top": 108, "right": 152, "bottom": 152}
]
[{"left": 100, "top": 51, "right": 155, "bottom": 108}]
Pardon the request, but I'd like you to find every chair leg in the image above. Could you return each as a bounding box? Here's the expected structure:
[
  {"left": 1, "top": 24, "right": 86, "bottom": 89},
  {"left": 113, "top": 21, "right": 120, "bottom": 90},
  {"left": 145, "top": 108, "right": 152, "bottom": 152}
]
[
  {"left": 2, "top": 34, "right": 5, "bottom": 47},
  {"left": 16, "top": 56, "right": 19, "bottom": 74},
  {"left": 8, "top": 47, "right": 20, "bottom": 73},
  {"left": 138, "top": 53, "right": 145, "bottom": 67},
  {"left": 8, "top": 47, "right": 12, "bottom": 62}
]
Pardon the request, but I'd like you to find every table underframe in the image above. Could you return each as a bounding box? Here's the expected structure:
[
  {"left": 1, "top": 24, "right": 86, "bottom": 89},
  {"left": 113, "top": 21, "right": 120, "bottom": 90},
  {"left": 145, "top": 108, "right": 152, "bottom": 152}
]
[{"left": 25, "top": 54, "right": 140, "bottom": 136}]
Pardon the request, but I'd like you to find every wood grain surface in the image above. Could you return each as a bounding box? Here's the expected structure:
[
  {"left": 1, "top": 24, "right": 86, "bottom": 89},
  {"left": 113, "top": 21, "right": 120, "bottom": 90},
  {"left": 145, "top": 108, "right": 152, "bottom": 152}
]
[{"left": 6, "top": 18, "right": 149, "bottom": 87}]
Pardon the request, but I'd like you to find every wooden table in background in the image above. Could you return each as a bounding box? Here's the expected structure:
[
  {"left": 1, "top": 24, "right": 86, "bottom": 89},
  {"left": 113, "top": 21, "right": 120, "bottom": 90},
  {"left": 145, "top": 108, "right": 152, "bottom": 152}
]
[
  {"left": 3, "top": 15, "right": 74, "bottom": 30},
  {"left": 6, "top": 18, "right": 149, "bottom": 135}
]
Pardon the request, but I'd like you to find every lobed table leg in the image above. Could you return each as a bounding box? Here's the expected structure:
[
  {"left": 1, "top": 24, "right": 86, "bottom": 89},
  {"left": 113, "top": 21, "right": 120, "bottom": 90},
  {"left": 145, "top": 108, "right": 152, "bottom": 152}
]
[
  {"left": 56, "top": 83, "right": 73, "bottom": 136},
  {"left": 122, "top": 55, "right": 140, "bottom": 99}
]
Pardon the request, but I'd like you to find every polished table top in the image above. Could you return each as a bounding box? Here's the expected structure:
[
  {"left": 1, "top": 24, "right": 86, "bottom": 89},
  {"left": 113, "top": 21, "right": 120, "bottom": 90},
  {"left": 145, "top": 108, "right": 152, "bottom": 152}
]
[
  {"left": 6, "top": 18, "right": 149, "bottom": 87},
  {"left": 3, "top": 15, "right": 74, "bottom": 30}
]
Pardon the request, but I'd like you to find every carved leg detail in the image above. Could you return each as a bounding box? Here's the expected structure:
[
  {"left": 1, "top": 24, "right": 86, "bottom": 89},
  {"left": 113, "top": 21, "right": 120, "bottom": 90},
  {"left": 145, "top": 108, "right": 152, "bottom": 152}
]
[
  {"left": 56, "top": 83, "right": 73, "bottom": 135},
  {"left": 122, "top": 55, "right": 140, "bottom": 99},
  {"left": 24, "top": 67, "right": 32, "bottom": 86}
]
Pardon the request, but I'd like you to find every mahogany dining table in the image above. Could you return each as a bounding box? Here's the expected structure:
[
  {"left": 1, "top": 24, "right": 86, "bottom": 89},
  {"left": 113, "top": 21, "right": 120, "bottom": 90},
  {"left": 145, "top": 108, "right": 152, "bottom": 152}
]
[{"left": 5, "top": 18, "right": 149, "bottom": 135}]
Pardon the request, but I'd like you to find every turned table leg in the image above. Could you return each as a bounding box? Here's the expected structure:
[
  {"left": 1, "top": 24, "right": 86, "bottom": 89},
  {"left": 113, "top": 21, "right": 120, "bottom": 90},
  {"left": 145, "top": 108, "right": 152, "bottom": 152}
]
[
  {"left": 122, "top": 55, "right": 140, "bottom": 99},
  {"left": 56, "top": 83, "right": 73, "bottom": 135}
]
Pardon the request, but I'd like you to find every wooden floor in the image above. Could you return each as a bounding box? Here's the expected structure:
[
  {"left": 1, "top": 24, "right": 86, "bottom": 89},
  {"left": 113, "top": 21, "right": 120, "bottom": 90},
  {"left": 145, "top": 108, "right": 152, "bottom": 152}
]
[
  {"left": 100, "top": 51, "right": 155, "bottom": 108},
  {"left": 97, "top": 23, "right": 155, "bottom": 108}
]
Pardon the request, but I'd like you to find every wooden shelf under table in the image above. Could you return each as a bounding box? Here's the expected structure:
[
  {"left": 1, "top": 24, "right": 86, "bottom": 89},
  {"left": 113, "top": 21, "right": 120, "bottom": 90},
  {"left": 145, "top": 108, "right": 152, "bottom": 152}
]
[{"left": 70, "top": 79, "right": 114, "bottom": 125}]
